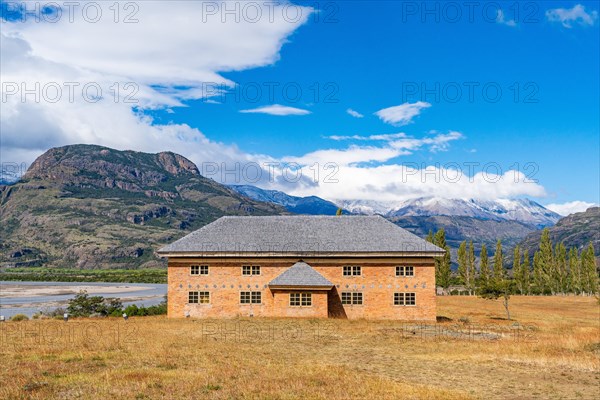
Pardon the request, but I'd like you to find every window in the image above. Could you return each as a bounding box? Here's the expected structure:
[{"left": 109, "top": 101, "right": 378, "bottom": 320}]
[
  {"left": 395, "top": 265, "right": 414, "bottom": 277},
  {"left": 341, "top": 292, "right": 363, "bottom": 305},
  {"left": 189, "top": 291, "right": 210, "bottom": 304},
  {"left": 240, "top": 291, "right": 262, "bottom": 304},
  {"left": 198, "top": 292, "right": 210, "bottom": 304},
  {"left": 242, "top": 265, "right": 261, "bottom": 275},
  {"left": 189, "top": 291, "right": 198, "bottom": 303},
  {"left": 394, "top": 292, "right": 416, "bottom": 306},
  {"left": 290, "top": 293, "right": 312, "bottom": 307},
  {"left": 190, "top": 265, "right": 209, "bottom": 275},
  {"left": 343, "top": 265, "right": 361, "bottom": 276}
]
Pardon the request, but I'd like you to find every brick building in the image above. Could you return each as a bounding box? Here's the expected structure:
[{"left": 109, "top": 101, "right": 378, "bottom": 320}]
[{"left": 158, "top": 215, "right": 444, "bottom": 320}]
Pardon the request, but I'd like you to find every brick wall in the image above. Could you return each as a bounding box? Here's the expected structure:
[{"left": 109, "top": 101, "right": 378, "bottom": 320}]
[{"left": 168, "top": 257, "right": 436, "bottom": 321}]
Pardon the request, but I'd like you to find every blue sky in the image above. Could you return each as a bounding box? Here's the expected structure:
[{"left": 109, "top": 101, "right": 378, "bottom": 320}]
[{"left": 1, "top": 1, "right": 599, "bottom": 214}]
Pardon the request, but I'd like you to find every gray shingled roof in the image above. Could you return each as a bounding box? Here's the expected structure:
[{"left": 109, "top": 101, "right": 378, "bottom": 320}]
[
  {"left": 269, "top": 261, "right": 333, "bottom": 288},
  {"left": 158, "top": 215, "right": 444, "bottom": 255}
]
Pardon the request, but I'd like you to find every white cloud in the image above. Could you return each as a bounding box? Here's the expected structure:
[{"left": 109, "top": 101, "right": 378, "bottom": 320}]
[
  {"left": 346, "top": 108, "right": 364, "bottom": 118},
  {"left": 265, "top": 163, "right": 547, "bottom": 203},
  {"left": 546, "top": 4, "right": 598, "bottom": 28},
  {"left": 496, "top": 10, "right": 517, "bottom": 27},
  {"left": 545, "top": 201, "right": 598, "bottom": 216},
  {"left": 1, "top": 1, "right": 313, "bottom": 167},
  {"left": 0, "top": 2, "right": 559, "bottom": 206},
  {"left": 327, "top": 133, "right": 407, "bottom": 141},
  {"left": 239, "top": 104, "right": 311, "bottom": 116},
  {"left": 374, "top": 101, "right": 431, "bottom": 126}
]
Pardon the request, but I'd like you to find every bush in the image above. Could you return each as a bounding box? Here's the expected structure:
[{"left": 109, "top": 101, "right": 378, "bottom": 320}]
[
  {"left": 123, "top": 301, "right": 167, "bottom": 317},
  {"left": 10, "top": 314, "right": 29, "bottom": 321},
  {"left": 67, "top": 291, "right": 123, "bottom": 317}
]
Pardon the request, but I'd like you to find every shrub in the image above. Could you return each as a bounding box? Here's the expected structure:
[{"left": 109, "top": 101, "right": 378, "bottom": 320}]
[
  {"left": 67, "top": 291, "right": 123, "bottom": 317},
  {"left": 10, "top": 314, "right": 29, "bottom": 321}
]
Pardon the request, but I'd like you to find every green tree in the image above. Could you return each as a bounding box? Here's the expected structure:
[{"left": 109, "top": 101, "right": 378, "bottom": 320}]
[
  {"left": 458, "top": 240, "right": 476, "bottom": 295},
  {"left": 433, "top": 229, "right": 452, "bottom": 294},
  {"left": 479, "top": 278, "right": 513, "bottom": 320},
  {"left": 67, "top": 290, "right": 123, "bottom": 317},
  {"left": 521, "top": 250, "right": 530, "bottom": 295},
  {"left": 555, "top": 242, "right": 568, "bottom": 295},
  {"left": 479, "top": 242, "right": 512, "bottom": 320},
  {"left": 479, "top": 244, "right": 490, "bottom": 288},
  {"left": 569, "top": 247, "right": 582, "bottom": 295},
  {"left": 426, "top": 230, "right": 434, "bottom": 244},
  {"left": 335, "top": 207, "right": 343, "bottom": 216},
  {"left": 533, "top": 250, "right": 545, "bottom": 294},
  {"left": 466, "top": 241, "right": 477, "bottom": 295},
  {"left": 492, "top": 240, "right": 505, "bottom": 286},
  {"left": 457, "top": 240, "right": 467, "bottom": 289},
  {"left": 539, "top": 228, "right": 556, "bottom": 295},
  {"left": 513, "top": 245, "right": 523, "bottom": 295},
  {"left": 582, "top": 243, "right": 599, "bottom": 295}
]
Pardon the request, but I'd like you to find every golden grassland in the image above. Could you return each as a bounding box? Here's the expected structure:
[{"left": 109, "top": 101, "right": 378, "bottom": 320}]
[{"left": 1, "top": 296, "right": 598, "bottom": 400}]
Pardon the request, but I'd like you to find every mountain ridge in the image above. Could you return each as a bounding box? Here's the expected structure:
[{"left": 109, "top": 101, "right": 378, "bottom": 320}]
[{"left": 0, "top": 145, "right": 286, "bottom": 269}]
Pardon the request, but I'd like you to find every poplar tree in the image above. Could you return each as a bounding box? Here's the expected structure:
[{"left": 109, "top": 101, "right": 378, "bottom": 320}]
[
  {"left": 493, "top": 240, "right": 505, "bottom": 285},
  {"left": 513, "top": 245, "right": 523, "bottom": 295},
  {"left": 582, "top": 243, "right": 599, "bottom": 295},
  {"left": 555, "top": 243, "right": 567, "bottom": 295},
  {"left": 467, "top": 241, "right": 477, "bottom": 295},
  {"left": 426, "top": 230, "right": 434, "bottom": 244},
  {"left": 457, "top": 240, "right": 467, "bottom": 290},
  {"left": 533, "top": 250, "right": 545, "bottom": 294},
  {"left": 539, "top": 229, "right": 556, "bottom": 295},
  {"left": 568, "top": 247, "right": 581, "bottom": 295},
  {"left": 479, "top": 244, "right": 490, "bottom": 289},
  {"left": 479, "top": 240, "right": 512, "bottom": 320},
  {"left": 433, "top": 229, "right": 452, "bottom": 294},
  {"left": 521, "top": 250, "right": 530, "bottom": 295}
]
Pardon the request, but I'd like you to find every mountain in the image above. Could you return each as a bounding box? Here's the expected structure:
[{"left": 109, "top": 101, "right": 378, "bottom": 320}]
[
  {"left": 336, "top": 197, "right": 560, "bottom": 228},
  {"left": 0, "top": 145, "right": 286, "bottom": 269},
  {"left": 227, "top": 186, "right": 556, "bottom": 253},
  {"left": 388, "top": 215, "right": 536, "bottom": 259},
  {"left": 519, "top": 207, "right": 600, "bottom": 257},
  {"left": 229, "top": 185, "right": 342, "bottom": 215}
]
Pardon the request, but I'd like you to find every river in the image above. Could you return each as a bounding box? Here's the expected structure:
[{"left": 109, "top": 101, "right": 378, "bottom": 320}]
[{"left": 0, "top": 281, "right": 167, "bottom": 318}]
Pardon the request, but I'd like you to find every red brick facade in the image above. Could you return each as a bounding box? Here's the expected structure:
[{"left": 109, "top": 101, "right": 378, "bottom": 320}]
[{"left": 168, "top": 257, "right": 436, "bottom": 320}]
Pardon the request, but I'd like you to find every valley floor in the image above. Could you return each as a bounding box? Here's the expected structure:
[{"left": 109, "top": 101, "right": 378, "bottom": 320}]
[{"left": 1, "top": 296, "right": 598, "bottom": 399}]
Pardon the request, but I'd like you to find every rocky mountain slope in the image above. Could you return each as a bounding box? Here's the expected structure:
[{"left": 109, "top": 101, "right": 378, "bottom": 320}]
[
  {"left": 519, "top": 207, "right": 599, "bottom": 257},
  {"left": 0, "top": 145, "right": 285, "bottom": 269}
]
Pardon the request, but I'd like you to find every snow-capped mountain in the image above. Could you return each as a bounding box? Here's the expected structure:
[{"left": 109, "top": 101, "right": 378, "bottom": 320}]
[
  {"left": 230, "top": 185, "right": 560, "bottom": 228},
  {"left": 335, "top": 197, "right": 560, "bottom": 228},
  {"left": 229, "top": 185, "right": 342, "bottom": 215}
]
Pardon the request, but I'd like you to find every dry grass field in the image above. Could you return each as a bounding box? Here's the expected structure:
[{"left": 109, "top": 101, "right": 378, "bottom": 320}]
[{"left": 1, "top": 296, "right": 598, "bottom": 399}]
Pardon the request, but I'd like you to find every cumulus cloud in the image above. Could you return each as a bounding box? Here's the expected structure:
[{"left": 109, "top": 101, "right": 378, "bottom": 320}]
[
  {"left": 346, "top": 108, "right": 364, "bottom": 118},
  {"left": 0, "top": 1, "right": 558, "bottom": 205},
  {"left": 546, "top": 4, "right": 598, "bottom": 28},
  {"left": 374, "top": 101, "right": 431, "bottom": 126},
  {"left": 1, "top": 1, "right": 313, "bottom": 166},
  {"left": 545, "top": 201, "right": 598, "bottom": 216},
  {"left": 239, "top": 104, "right": 311, "bottom": 116},
  {"left": 259, "top": 162, "right": 547, "bottom": 203}
]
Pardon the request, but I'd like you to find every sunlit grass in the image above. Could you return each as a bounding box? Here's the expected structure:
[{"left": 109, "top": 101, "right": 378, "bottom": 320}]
[{"left": 1, "top": 296, "right": 598, "bottom": 399}]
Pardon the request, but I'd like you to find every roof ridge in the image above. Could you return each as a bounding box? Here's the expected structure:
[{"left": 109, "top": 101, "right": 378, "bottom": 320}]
[{"left": 268, "top": 261, "right": 334, "bottom": 287}]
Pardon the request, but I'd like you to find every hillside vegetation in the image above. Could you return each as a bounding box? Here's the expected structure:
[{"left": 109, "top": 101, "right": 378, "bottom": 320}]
[{"left": 0, "top": 145, "right": 285, "bottom": 270}]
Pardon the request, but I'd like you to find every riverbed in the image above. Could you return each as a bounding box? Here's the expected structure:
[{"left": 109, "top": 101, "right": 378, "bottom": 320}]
[{"left": 0, "top": 281, "right": 167, "bottom": 318}]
